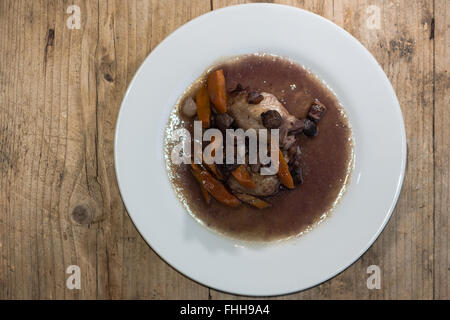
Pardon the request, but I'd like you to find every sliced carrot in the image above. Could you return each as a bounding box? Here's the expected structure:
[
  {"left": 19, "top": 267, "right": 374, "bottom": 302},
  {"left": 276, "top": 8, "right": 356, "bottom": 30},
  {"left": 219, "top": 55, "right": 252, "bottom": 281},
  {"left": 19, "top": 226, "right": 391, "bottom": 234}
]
[
  {"left": 191, "top": 169, "right": 240, "bottom": 208},
  {"left": 277, "top": 149, "right": 294, "bottom": 189},
  {"left": 196, "top": 86, "right": 211, "bottom": 128},
  {"left": 190, "top": 163, "right": 211, "bottom": 203},
  {"left": 231, "top": 165, "right": 256, "bottom": 189},
  {"left": 234, "top": 193, "right": 271, "bottom": 209},
  {"left": 201, "top": 136, "right": 222, "bottom": 180},
  {"left": 207, "top": 69, "right": 227, "bottom": 113}
]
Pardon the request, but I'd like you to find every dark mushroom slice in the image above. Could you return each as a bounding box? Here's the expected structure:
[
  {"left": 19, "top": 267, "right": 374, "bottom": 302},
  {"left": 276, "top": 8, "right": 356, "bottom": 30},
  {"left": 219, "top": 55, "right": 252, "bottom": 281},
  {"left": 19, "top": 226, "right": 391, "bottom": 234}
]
[
  {"left": 214, "top": 112, "right": 234, "bottom": 131},
  {"left": 261, "top": 110, "right": 283, "bottom": 129},
  {"left": 308, "top": 100, "right": 327, "bottom": 122},
  {"left": 228, "top": 83, "right": 248, "bottom": 96},
  {"left": 303, "top": 119, "right": 318, "bottom": 137},
  {"left": 247, "top": 91, "right": 264, "bottom": 104},
  {"left": 291, "top": 166, "right": 304, "bottom": 185}
]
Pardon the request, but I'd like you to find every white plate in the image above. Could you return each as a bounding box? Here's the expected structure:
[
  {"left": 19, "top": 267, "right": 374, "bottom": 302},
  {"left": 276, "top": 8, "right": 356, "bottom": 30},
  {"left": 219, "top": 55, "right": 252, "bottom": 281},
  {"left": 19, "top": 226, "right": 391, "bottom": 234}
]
[{"left": 114, "top": 4, "right": 406, "bottom": 296}]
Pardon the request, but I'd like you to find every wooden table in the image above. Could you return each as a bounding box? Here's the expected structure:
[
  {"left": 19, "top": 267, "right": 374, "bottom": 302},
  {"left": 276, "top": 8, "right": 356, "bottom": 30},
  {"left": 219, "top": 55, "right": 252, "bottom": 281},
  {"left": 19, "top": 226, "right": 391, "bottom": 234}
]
[{"left": 0, "top": 0, "right": 448, "bottom": 300}]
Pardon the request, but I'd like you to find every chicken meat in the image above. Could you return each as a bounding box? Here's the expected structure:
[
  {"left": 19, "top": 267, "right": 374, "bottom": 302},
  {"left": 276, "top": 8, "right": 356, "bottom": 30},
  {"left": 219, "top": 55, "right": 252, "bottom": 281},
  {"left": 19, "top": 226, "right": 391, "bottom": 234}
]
[{"left": 227, "top": 92, "right": 299, "bottom": 131}]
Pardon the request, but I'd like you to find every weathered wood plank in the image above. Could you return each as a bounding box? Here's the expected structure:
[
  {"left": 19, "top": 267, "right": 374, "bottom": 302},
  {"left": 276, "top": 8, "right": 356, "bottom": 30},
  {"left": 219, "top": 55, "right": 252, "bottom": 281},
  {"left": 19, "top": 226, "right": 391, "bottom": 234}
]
[
  {"left": 330, "top": 0, "right": 435, "bottom": 300},
  {"left": 434, "top": 0, "right": 449, "bottom": 300},
  {"left": 0, "top": 0, "right": 211, "bottom": 299}
]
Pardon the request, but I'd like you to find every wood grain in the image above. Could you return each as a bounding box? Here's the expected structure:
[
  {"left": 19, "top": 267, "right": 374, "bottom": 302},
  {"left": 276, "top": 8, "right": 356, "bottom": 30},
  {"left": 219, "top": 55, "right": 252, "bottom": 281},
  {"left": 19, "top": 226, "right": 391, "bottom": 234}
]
[
  {"left": 0, "top": 0, "right": 447, "bottom": 299},
  {"left": 434, "top": 0, "right": 449, "bottom": 300},
  {"left": 0, "top": 0, "right": 210, "bottom": 300}
]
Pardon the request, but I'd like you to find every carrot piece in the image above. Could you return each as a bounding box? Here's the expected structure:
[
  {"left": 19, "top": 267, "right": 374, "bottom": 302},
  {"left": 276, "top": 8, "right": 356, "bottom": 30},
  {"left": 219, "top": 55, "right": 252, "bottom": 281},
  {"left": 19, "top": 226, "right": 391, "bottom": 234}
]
[
  {"left": 190, "top": 163, "right": 211, "bottom": 203},
  {"left": 202, "top": 136, "right": 222, "bottom": 180},
  {"left": 231, "top": 165, "right": 256, "bottom": 189},
  {"left": 234, "top": 193, "right": 271, "bottom": 209},
  {"left": 191, "top": 169, "right": 240, "bottom": 208},
  {"left": 207, "top": 69, "right": 227, "bottom": 113},
  {"left": 277, "top": 149, "right": 294, "bottom": 189},
  {"left": 196, "top": 86, "right": 211, "bottom": 128}
]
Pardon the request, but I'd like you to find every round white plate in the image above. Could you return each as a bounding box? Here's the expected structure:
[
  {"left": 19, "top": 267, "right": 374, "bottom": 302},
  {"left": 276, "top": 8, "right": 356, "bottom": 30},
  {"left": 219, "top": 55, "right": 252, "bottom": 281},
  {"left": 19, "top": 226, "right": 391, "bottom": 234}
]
[{"left": 114, "top": 4, "right": 406, "bottom": 296}]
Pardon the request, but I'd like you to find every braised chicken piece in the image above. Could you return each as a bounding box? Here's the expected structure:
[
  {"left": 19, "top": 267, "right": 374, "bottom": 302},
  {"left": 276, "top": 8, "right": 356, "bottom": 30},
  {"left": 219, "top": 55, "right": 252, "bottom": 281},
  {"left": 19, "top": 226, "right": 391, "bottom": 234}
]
[
  {"left": 227, "top": 171, "right": 280, "bottom": 197},
  {"left": 227, "top": 92, "right": 298, "bottom": 131}
]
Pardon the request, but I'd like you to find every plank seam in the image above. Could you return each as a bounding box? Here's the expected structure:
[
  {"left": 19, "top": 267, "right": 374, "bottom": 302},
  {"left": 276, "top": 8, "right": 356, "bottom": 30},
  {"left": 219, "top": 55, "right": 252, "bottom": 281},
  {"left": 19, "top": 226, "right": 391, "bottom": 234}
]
[{"left": 432, "top": 0, "right": 436, "bottom": 301}]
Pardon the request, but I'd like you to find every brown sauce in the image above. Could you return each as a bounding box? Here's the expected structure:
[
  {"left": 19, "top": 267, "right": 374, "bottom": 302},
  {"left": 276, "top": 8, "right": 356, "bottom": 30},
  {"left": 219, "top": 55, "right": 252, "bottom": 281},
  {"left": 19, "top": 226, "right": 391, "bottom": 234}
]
[{"left": 164, "top": 54, "right": 353, "bottom": 242}]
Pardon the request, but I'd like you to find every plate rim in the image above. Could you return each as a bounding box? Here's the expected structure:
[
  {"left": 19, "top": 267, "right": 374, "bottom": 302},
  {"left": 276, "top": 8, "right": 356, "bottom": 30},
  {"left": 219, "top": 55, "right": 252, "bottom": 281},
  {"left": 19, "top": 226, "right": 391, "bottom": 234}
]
[{"left": 114, "top": 3, "right": 407, "bottom": 297}]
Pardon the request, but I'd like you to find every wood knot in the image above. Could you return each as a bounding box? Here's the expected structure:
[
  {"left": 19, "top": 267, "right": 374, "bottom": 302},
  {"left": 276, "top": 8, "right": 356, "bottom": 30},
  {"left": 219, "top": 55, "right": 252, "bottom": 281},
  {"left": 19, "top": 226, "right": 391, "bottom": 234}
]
[
  {"left": 72, "top": 205, "right": 93, "bottom": 225},
  {"left": 103, "top": 73, "right": 114, "bottom": 82}
]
